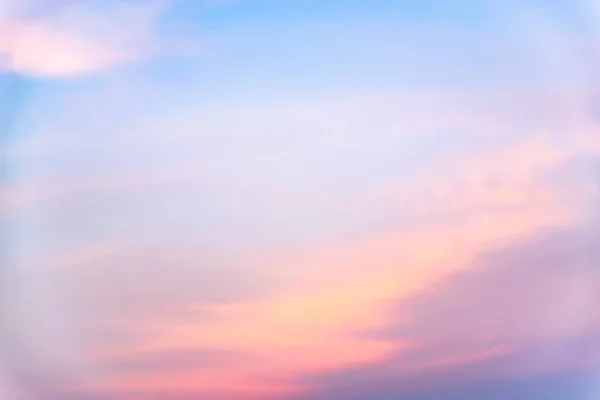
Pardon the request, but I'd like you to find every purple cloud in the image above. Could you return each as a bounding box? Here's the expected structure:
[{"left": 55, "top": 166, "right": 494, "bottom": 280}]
[{"left": 289, "top": 217, "right": 600, "bottom": 400}]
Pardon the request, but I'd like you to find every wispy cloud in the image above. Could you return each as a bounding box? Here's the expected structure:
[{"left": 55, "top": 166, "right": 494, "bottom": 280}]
[
  {"left": 0, "top": 0, "right": 173, "bottom": 77},
  {"left": 282, "top": 186, "right": 600, "bottom": 399}
]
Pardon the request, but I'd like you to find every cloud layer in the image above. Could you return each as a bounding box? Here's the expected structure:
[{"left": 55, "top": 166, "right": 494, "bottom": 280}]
[{"left": 3, "top": 1, "right": 600, "bottom": 399}]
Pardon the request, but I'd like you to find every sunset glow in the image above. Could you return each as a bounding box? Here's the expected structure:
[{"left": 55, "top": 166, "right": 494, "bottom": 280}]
[{"left": 2, "top": 1, "right": 600, "bottom": 399}]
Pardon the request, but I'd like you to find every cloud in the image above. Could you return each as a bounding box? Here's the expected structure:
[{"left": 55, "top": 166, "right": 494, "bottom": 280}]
[
  {"left": 287, "top": 218, "right": 600, "bottom": 400},
  {"left": 0, "top": 239, "right": 274, "bottom": 400},
  {"left": 3, "top": 47, "right": 600, "bottom": 397},
  {"left": 3, "top": 82, "right": 596, "bottom": 399},
  {"left": 52, "top": 243, "right": 273, "bottom": 346},
  {"left": 295, "top": 369, "right": 597, "bottom": 400},
  {"left": 375, "top": 222, "right": 600, "bottom": 343},
  {"left": 5, "top": 87, "right": 594, "bottom": 254},
  {"left": 99, "top": 347, "right": 247, "bottom": 375},
  {"left": 0, "top": 0, "right": 173, "bottom": 77}
]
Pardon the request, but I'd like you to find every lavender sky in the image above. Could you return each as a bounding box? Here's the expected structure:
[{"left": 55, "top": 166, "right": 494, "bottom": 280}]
[{"left": 1, "top": 0, "right": 600, "bottom": 399}]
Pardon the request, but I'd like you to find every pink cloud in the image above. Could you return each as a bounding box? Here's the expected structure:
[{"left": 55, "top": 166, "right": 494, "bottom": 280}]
[
  {"left": 289, "top": 222, "right": 600, "bottom": 400},
  {"left": 5, "top": 81, "right": 600, "bottom": 398},
  {"left": 0, "top": 0, "right": 172, "bottom": 77},
  {"left": 69, "top": 133, "right": 587, "bottom": 399}
]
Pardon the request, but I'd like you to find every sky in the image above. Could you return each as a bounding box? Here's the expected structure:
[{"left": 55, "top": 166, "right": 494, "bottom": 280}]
[{"left": 1, "top": 0, "right": 600, "bottom": 399}]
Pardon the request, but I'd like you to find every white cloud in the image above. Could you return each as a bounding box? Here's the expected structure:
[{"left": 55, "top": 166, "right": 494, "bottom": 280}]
[{"left": 0, "top": 0, "right": 172, "bottom": 77}]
